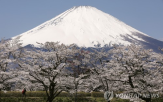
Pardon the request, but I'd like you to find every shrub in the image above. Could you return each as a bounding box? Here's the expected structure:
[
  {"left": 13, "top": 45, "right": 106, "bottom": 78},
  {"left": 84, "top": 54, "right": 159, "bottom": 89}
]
[
  {"left": 0, "top": 91, "right": 47, "bottom": 97},
  {"left": 111, "top": 98, "right": 130, "bottom": 102},
  {"left": 57, "top": 92, "right": 69, "bottom": 97},
  {"left": 53, "top": 97, "right": 72, "bottom": 102},
  {"left": 76, "top": 92, "right": 91, "bottom": 97},
  {"left": 0, "top": 91, "right": 91, "bottom": 98},
  {"left": 26, "top": 91, "right": 46, "bottom": 97},
  {"left": 0, "top": 91, "right": 21, "bottom": 97},
  {"left": 91, "top": 92, "right": 104, "bottom": 97},
  {"left": 0, "top": 97, "right": 45, "bottom": 102},
  {"left": 152, "top": 98, "right": 163, "bottom": 102}
]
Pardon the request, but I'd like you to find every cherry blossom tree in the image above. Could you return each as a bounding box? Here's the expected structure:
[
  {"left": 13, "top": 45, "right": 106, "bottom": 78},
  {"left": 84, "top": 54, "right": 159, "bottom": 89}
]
[
  {"left": 85, "top": 47, "right": 120, "bottom": 93},
  {"left": 107, "top": 44, "right": 163, "bottom": 102},
  {"left": 2, "top": 36, "right": 162, "bottom": 102},
  {"left": 19, "top": 42, "right": 78, "bottom": 102},
  {"left": 157, "top": 47, "right": 163, "bottom": 66},
  {"left": 0, "top": 37, "right": 23, "bottom": 91},
  {"left": 66, "top": 46, "right": 90, "bottom": 102}
]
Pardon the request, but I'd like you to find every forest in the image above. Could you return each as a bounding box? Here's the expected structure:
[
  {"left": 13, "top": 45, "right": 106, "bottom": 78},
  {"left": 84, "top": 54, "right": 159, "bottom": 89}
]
[{"left": 0, "top": 37, "right": 163, "bottom": 102}]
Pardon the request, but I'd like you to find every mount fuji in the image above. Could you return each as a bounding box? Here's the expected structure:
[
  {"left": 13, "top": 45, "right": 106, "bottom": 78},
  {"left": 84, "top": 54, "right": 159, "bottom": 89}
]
[{"left": 12, "top": 6, "right": 163, "bottom": 52}]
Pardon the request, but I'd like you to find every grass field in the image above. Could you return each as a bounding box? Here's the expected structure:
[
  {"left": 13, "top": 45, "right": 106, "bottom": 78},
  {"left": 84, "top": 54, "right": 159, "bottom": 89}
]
[
  {"left": 0, "top": 91, "right": 163, "bottom": 102},
  {"left": 0, "top": 97, "right": 131, "bottom": 102}
]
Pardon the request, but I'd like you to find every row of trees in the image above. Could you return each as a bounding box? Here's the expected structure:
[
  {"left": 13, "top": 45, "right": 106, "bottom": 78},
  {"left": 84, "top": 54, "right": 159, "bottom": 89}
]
[{"left": 0, "top": 37, "right": 163, "bottom": 102}]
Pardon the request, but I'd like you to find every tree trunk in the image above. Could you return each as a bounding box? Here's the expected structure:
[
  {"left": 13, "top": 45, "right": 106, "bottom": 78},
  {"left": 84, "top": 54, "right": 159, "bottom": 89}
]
[
  {"left": 139, "top": 95, "right": 151, "bottom": 102},
  {"left": 47, "top": 97, "right": 53, "bottom": 102},
  {"left": 141, "top": 98, "right": 151, "bottom": 102},
  {"left": 46, "top": 98, "right": 53, "bottom": 102},
  {"left": 75, "top": 85, "right": 78, "bottom": 102}
]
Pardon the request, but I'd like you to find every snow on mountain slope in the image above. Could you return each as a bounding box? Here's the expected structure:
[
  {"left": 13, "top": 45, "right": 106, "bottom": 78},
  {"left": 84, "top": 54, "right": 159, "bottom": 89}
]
[{"left": 12, "top": 6, "right": 153, "bottom": 48}]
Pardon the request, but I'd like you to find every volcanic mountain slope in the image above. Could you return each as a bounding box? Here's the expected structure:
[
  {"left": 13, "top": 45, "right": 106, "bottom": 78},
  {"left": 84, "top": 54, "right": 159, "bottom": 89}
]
[{"left": 12, "top": 6, "right": 163, "bottom": 52}]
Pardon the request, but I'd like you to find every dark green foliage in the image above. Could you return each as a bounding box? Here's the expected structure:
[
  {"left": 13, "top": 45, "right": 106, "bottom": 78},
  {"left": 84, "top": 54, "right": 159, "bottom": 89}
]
[
  {"left": 152, "top": 98, "right": 163, "bottom": 102},
  {"left": 111, "top": 98, "right": 130, "bottom": 102},
  {"left": 0, "top": 91, "right": 22, "bottom": 97},
  {"left": 54, "top": 97, "right": 91, "bottom": 102},
  {"left": 57, "top": 92, "right": 69, "bottom": 97},
  {"left": 1, "top": 91, "right": 162, "bottom": 102},
  {"left": 91, "top": 92, "right": 104, "bottom": 97},
  {"left": 0, "top": 91, "right": 46, "bottom": 97},
  {"left": 0, "top": 97, "right": 131, "bottom": 102},
  {"left": 0, "top": 97, "right": 45, "bottom": 102},
  {"left": 0, "top": 91, "right": 91, "bottom": 97},
  {"left": 78, "top": 92, "right": 91, "bottom": 97},
  {"left": 70, "top": 92, "right": 91, "bottom": 97},
  {"left": 26, "top": 91, "right": 46, "bottom": 97},
  {"left": 53, "top": 97, "right": 72, "bottom": 102}
]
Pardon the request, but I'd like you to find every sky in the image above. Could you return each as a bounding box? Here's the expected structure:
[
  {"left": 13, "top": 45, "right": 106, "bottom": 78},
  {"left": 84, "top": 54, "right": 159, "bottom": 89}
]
[{"left": 0, "top": 0, "right": 163, "bottom": 41}]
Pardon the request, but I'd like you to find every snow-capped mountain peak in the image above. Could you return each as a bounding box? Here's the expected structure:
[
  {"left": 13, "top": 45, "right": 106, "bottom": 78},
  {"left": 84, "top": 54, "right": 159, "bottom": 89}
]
[{"left": 12, "top": 6, "right": 161, "bottom": 50}]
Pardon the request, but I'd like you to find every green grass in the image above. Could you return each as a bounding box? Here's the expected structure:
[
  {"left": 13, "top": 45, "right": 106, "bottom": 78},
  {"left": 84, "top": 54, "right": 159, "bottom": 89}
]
[
  {"left": 0, "top": 97, "right": 130, "bottom": 102},
  {"left": 1, "top": 97, "right": 163, "bottom": 102},
  {"left": 1, "top": 91, "right": 163, "bottom": 102},
  {"left": 0, "top": 97, "right": 45, "bottom": 102}
]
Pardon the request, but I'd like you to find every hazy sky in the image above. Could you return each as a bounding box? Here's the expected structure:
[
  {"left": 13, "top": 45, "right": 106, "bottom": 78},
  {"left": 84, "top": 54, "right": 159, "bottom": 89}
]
[{"left": 0, "top": 0, "right": 163, "bottom": 41}]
